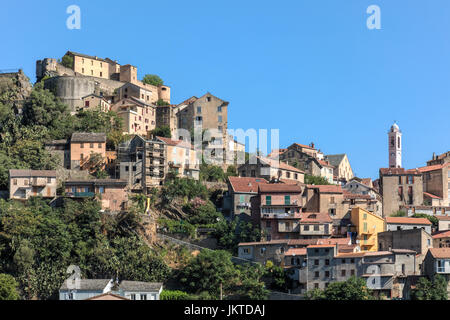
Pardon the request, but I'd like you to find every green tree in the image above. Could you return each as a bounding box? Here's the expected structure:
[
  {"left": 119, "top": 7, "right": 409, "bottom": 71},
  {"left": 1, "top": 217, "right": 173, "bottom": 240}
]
[
  {"left": 305, "top": 277, "right": 373, "bottom": 300},
  {"left": 179, "top": 250, "right": 238, "bottom": 298},
  {"left": 61, "top": 54, "right": 74, "bottom": 69},
  {"left": 0, "top": 274, "right": 20, "bottom": 300},
  {"left": 160, "top": 290, "right": 192, "bottom": 300},
  {"left": 412, "top": 213, "right": 438, "bottom": 228},
  {"left": 391, "top": 210, "right": 406, "bottom": 217},
  {"left": 156, "top": 99, "right": 169, "bottom": 106},
  {"left": 150, "top": 126, "right": 171, "bottom": 138},
  {"left": 411, "top": 275, "right": 448, "bottom": 300},
  {"left": 305, "top": 174, "right": 331, "bottom": 185},
  {"left": 142, "top": 74, "right": 164, "bottom": 87}
]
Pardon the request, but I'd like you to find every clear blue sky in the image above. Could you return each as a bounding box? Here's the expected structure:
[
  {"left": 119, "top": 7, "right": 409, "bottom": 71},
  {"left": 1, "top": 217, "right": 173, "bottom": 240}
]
[{"left": 1, "top": 0, "right": 449, "bottom": 179}]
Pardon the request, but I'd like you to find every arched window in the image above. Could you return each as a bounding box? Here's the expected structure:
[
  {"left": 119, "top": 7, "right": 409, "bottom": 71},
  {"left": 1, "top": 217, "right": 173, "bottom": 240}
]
[{"left": 398, "top": 137, "right": 401, "bottom": 148}]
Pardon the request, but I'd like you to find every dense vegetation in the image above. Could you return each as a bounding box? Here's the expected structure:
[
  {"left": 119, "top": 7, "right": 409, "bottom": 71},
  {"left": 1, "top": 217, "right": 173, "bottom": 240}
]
[
  {"left": 305, "top": 277, "right": 374, "bottom": 300},
  {"left": 142, "top": 74, "right": 164, "bottom": 87},
  {"left": 411, "top": 275, "right": 448, "bottom": 300},
  {"left": 0, "top": 197, "right": 170, "bottom": 300}
]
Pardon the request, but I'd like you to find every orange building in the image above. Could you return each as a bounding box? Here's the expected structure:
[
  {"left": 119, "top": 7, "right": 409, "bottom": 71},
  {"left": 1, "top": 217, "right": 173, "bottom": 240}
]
[{"left": 70, "top": 132, "right": 107, "bottom": 171}]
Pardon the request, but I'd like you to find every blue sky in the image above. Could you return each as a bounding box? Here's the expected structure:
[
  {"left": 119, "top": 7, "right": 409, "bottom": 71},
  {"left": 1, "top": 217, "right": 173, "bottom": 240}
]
[{"left": 1, "top": 0, "right": 449, "bottom": 179}]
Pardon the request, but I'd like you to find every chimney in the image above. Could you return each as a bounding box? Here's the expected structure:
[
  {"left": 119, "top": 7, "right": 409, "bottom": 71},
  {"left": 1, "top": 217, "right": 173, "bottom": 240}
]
[{"left": 310, "top": 142, "right": 315, "bottom": 149}]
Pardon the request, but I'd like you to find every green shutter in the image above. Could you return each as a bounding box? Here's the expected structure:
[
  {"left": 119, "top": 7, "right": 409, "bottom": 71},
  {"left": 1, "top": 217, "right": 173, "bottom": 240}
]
[
  {"left": 266, "top": 196, "right": 271, "bottom": 205},
  {"left": 285, "top": 195, "right": 290, "bottom": 205}
]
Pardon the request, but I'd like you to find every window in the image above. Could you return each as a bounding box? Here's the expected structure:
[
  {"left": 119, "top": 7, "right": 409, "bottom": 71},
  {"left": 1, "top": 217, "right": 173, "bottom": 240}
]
[
  {"left": 314, "top": 283, "right": 319, "bottom": 289},
  {"left": 398, "top": 176, "right": 402, "bottom": 184},
  {"left": 217, "top": 106, "right": 222, "bottom": 112},
  {"left": 80, "top": 153, "right": 84, "bottom": 160},
  {"left": 330, "top": 197, "right": 335, "bottom": 204},
  {"left": 325, "top": 271, "right": 330, "bottom": 278},
  {"left": 314, "top": 259, "right": 319, "bottom": 266},
  {"left": 341, "top": 270, "right": 346, "bottom": 277},
  {"left": 251, "top": 170, "right": 256, "bottom": 177},
  {"left": 218, "top": 126, "right": 223, "bottom": 132},
  {"left": 90, "top": 143, "right": 94, "bottom": 148},
  {"left": 350, "top": 259, "right": 355, "bottom": 263},
  {"left": 13, "top": 179, "right": 17, "bottom": 185},
  {"left": 342, "top": 259, "right": 346, "bottom": 263},
  {"left": 140, "top": 294, "right": 147, "bottom": 300},
  {"left": 218, "top": 115, "right": 222, "bottom": 123},
  {"left": 314, "top": 225, "right": 320, "bottom": 231},
  {"left": 130, "top": 294, "right": 136, "bottom": 300},
  {"left": 408, "top": 175, "right": 413, "bottom": 184},
  {"left": 325, "top": 259, "right": 330, "bottom": 266},
  {"left": 100, "top": 72, "right": 103, "bottom": 77},
  {"left": 133, "top": 166, "right": 137, "bottom": 172},
  {"left": 285, "top": 195, "right": 290, "bottom": 205},
  {"left": 294, "top": 173, "right": 298, "bottom": 179},
  {"left": 266, "top": 196, "right": 271, "bottom": 205},
  {"left": 47, "top": 178, "right": 52, "bottom": 183},
  {"left": 197, "top": 106, "right": 202, "bottom": 114},
  {"left": 314, "top": 271, "right": 320, "bottom": 278},
  {"left": 98, "top": 186, "right": 105, "bottom": 194},
  {"left": 80, "top": 143, "right": 84, "bottom": 148},
  {"left": 125, "top": 166, "right": 129, "bottom": 172},
  {"left": 82, "top": 68, "right": 85, "bottom": 73},
  {"left": 350, "top": 270, "right": 355, "bottom": 276}
]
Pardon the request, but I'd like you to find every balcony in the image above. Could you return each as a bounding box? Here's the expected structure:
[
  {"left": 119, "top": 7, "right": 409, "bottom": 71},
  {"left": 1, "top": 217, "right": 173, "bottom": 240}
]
[
  {"left": 66, "top": 192, "right": 95, "bottom": 198},
  {"left": 32, "top": 179, "right": 47, "bottom": 187},
  {"left": 261, "top": 212, "right": 301, "bottom": 219}
]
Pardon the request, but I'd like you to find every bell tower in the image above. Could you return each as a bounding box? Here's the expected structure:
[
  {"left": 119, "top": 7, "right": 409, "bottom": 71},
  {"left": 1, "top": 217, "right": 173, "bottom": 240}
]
[{"left": 388, "top": 122, "right": 402, "bottom": 168}]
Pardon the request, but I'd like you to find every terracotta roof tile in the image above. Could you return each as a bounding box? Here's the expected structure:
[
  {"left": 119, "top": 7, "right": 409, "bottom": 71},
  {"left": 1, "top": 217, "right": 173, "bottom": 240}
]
[
  {"left": 436, "top": 215, "right": 450, "bottom": 221},
  {"left": 379, "top": 168, "right": 421, "bottom": 175},
  {"left": 300, "top": 212, "right": 333, "bottom": 223},
  {"left": 429, "top": 248, "right": 450, "bottom": 259},
  {"left": 9, "top": 169, "right": 57, "bottom": 177},
  {"left": 258, "top": 183, "right": 302, "bottom": 193},
  {"left": 423, "top": 192, "right": 442, "bottom": 200},
  {"left": 432, "top": 230, "right": 450, "bottom": 239},
  {"left": 417, "top": 163, "right": 448, "bottom": 173},
  {"left": 156, "top": 136, "right": 192, "bottom": 149},
  {"left": 385, "top": 217, "right": 432, "bottom": 225},
  {"left": 228, "top": 177, "right": 268, "bottom": 193},
  {"left": 306, "top": 184, "right": 343, "bottom": 194},
  {"left": 257, "top": 156, "right": 304, "bottom": 173}
]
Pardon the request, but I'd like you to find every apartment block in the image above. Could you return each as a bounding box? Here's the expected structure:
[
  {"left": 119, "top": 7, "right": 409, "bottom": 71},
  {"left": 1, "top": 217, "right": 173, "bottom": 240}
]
[
  {"left": 350, "top": 207, "right": 385, "bottom": 252},
  {"left": 111, "top": 97, "right": 156, "bottom": 136},
  {"left": 118, "top": 135, "right": 167, "bottom": 192},
  {"left": 70, "top": 132, "right": 107, "bottom": 171},
  {"left": 239, "top": 156, "right": 305, "bottom": 184}
]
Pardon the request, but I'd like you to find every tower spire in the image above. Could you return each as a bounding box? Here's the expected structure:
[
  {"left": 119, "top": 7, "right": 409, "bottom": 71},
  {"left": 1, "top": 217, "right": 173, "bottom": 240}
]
[{"left": 388, "top": 122, "right": 402, "bottom": 168}]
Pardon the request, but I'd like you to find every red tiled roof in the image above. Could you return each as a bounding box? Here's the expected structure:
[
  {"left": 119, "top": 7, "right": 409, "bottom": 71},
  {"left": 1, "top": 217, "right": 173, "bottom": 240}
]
[
  {"left": 436, "top": 215, "right": 450, "bottom": 221},
  {"left": 9, "top": 169, "right": 57, "bottom": 177},
  {"left": 300, "top": 212, "right": 333, "bottom": 223},
  {"left": 417, "top": 163, "right": 448, "bottom": 173},
  {"left": 293, "top": 143, "right": 315, "bottom": 150},
  {"left": 258, "top": 183, "right": 302, "bottom": 193},
  {"left": 156, "top": 136, "right": 192, "bottom": 149},
  {"left": 335, "top": 252, "right": 366, "bottom": 258},
  {"left": 178, "top": 96, "right": 198, "bottom": 106},
  {"left": 385, "top": 217, "right": 432, "bottom": 225},
  {"left": 306, "top": 185, "right": 343, "bottom": 194},
  {"left": 432, "top": 230, "right": 450, "bottom": 239},
  {"left": 307, "top": 244, "right": 336, "bottom": 248},
  {"left": 318, "top": 160, "right": 333, "bottom": 168},
  {"left": 238, "top": 239, "right": 288, "bottom": 246},
  {"left": 267, "top": 149, "right": 287, "bottom": 158},
  {"left": 258, "top": 156, "right": 304, "bottom": 173},
  {"left": 360, "top": 178, "right": 373, "bottom": 187},
  {"left": 423, "top": 192, "right": 442, "bottom": 200},
  {"left": 285, "top": 248, "right": 307, "bottom": 256},
  {"left": 379, "top": 168, "right": 421, "bottom": 175},
  {"left": 228, "top": 176, "right": 268, "bottom": 193},
  {"left": 279, "top": 179, "right": 301, "bottom": 185},
  {"left": 287, "top": 239, "right": 319, "bottom": 246},
  {"left": 429, "top": 248, "right": 450, "bottom": 259},
  {"left": 317, "top": 237, "right": 352, "bottom": 245}
]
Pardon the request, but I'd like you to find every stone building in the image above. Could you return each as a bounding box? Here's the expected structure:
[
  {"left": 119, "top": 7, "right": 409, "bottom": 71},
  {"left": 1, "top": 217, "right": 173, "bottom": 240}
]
[
  {"left": 325, "top": 154, "right": 354, "bottom": 184},
  {"left": 379, "top": 168, "right": 424, "bottom": 217},
  {"left": 81, "top": 94, "right": 111, "bottom": 112},
  {"left": 65, "top": 179, "right": 128, "bottom": 212},
  {"left": 155, "top": 104, "right": 181, "bottom": 138},
  {"left": 111, "top": 97, "right": 156, "bottom": 136},
  {"left": 385, "top": 216, "right": 432, "bottom": 234},
  {"left": 377, "top": 228, "right": 433, "bottom": 266},
  {"left": 238, "top": 156, "right": 305, "bottom": 184},
  {"left": 117, "top": 135, "right": 167, "bottom": 191},
  {"left": 9, "top": 170, "right": 57, "bottom": 200},
  {"left": 422, "top": 248, "right": 450, "bottom": 296},
  {"left": 254, "top": 184, "right": 303, "bottom": 241},
  {"left": 70, "top": 133, "right": 107, "bottom": 171},
  {"left": 427, "top": 151, "right": 450, "bottom": 167},
  {"left": 156, "top": 136, "right": 199, "bottom": 180},
  {"left": 418, "top": 163, "right": 449, "bottom": 207},
  {"left": 224, "top": 176, "right": 268, "bottom": 221},
  {"left": 433, "top": 230, "right": 450, "bottom": 249}
]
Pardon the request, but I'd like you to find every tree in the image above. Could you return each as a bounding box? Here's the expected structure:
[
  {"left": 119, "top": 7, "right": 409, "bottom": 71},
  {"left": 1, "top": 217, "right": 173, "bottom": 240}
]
[
  {"left": 150, "top": 126, "right": 171, "bottom": 138},
  {"left": 61, "top": 54, "right": 74, "bottom": 69},
  {"left": 156, "top": 99, "right": 169, "bottom": 106},
  {"left": 160, "top": 290, "right": 192, "bottom": 300},
  {"left": 200, "top": 163, "right": 225, "bottom": 182},
  {"left": 411, "top": 275, "right": 448, "bottom": 300},
  {"left": 412, "top": 213, "right": 438, "bottom": 228},
  {"left": 305, "top": 174, "right": 331, "bottom": 185},
  {"left": 0, "top": 274, "right": 20, "bottom": 300},
  {"left": 142, "top": 74, "right": 164, "bottom": 87},
  {"left": 225, "top": 165, "right": 238, "bottom": 178},
  {"left": 391, "top": 210, "right": 406, "bottom": 217},
  {"left": 179, "top": 250, "right": 238, "bottom": 298},
  {"left": 305, "top": 277, "right": 373, "bottom": 300}
]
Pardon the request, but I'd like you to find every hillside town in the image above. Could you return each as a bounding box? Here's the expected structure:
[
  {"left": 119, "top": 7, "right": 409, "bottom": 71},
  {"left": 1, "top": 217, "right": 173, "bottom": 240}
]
[{"left": 0, "top": 51, "right": 449, "bottom": 301}]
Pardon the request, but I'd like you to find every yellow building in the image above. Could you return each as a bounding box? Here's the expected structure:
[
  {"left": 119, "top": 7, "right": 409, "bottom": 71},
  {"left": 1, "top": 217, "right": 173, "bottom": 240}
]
[{"left": 350, "top": 207, "right": 385, "bottom": 252}]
